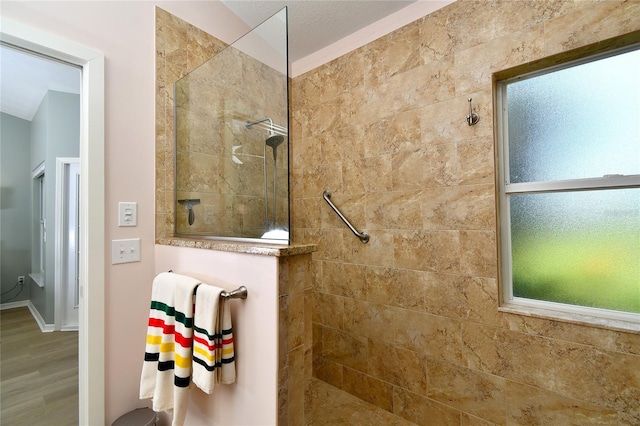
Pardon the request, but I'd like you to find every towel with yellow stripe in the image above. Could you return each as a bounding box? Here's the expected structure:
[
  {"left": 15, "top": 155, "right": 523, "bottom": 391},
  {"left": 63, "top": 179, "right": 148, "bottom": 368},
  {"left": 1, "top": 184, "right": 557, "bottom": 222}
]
[
  {"left": 140, "top": 272, "right": 200, "bottom": 426},
  {"left": 192, "top": 284, "right": 237, "bottom": 393}
]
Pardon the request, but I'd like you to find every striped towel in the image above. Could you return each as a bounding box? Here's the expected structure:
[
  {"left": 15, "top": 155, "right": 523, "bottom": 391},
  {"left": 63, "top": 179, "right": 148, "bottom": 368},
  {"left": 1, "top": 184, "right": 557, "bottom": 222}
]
[
  {"left": 140, "top": 272, "right": 201, "bottom": 426},
  {"left": 192, "top": 284, "right": 236, "bottom": 394}
]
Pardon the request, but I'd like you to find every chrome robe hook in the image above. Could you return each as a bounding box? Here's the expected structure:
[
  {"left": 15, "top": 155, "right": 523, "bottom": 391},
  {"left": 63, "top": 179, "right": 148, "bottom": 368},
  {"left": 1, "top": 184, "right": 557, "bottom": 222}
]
[{"left": 467, "top": 98, "right": 480, "bottom": 126}]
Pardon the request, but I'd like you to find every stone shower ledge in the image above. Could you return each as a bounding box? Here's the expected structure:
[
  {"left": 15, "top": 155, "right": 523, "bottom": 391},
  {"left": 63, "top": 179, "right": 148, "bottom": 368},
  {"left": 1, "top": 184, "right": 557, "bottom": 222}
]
[{"left": 156, "top": 237, "right": 317, "bottom": 257}]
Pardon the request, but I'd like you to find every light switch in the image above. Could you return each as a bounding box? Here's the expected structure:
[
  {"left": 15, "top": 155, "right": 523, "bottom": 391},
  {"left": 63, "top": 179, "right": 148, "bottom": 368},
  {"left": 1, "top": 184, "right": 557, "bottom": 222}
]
[
  {"left": 112, "top": 238, "right": 141, "bottom": 264},
  {"left": 118, "top": 202, "right": 137, "bottom": 226}
]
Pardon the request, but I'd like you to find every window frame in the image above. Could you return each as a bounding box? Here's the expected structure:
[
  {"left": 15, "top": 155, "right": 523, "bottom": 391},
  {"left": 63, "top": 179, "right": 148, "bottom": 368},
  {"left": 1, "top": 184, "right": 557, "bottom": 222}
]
[{"left": 495, "top": 43, "right": 640, "bottom": 329}]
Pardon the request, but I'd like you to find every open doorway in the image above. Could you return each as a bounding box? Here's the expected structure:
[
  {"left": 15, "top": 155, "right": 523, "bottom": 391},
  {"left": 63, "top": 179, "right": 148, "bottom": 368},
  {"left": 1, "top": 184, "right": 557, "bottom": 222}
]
[
  {"left": 1, "top": 18, "right": 105, "bottom": 424},
  {"left": 0, "top": 43, "right": 81, "bottom": 332}
]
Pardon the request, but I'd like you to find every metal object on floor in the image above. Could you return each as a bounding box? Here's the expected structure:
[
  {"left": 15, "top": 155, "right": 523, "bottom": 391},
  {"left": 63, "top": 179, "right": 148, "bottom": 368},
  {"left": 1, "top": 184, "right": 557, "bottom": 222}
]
[{"left": 111, "top": 408, "right": 158, "bottom": 426}]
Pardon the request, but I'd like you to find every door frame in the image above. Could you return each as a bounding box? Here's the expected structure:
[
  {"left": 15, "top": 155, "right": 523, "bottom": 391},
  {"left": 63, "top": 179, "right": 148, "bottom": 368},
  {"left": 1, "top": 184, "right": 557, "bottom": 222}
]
[
  {"left": 54, "top": 157, "right": 80, "bottom": 331},
  {"left": 1, "top": 18, "right": 106, "bottom": 425}
]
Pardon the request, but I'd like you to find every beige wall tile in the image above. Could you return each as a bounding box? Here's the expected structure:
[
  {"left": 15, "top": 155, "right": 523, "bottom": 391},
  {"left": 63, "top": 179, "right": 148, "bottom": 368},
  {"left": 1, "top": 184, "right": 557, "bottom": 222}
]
[
  {"left": 366, "top": 266, "right": 427, "bottom": 311},
  {"left": 462, "top": 323, "right": 556, "bottom": 390},
  {"left": 344, "top": 299, "right": 395, "bottom": 345},
  {"left": 553, "top": 341, "right": 640, "bottom": 421},
  {"left": 313, "top": 291, "right": 344, "bottom": 331},
  {"left": 321, "top": 326, "right": 369, "bottom": 373},
  {"left": 394, "top": 308, "right": 462, "bottom": 364},
  {"left": 343, "top": 229, "right": 395, "bottom": 267},
  {"left": 343, "top": 367, "right": 394, "bottom": 412},
  {"left": 427, "top": 358, "right": 507, "bottom": 425},
  {"left": 421, "top": 184, "right": 496, "bottom": 231},
  {"left": 544, "top": 1, "right": 640, "bottom": 56},
  {"left": 368, "top": 340, "right": 427, "bottom": 395},
  {"left": 506, "top": 381, "right": 619, "bottom": 425},
  {"left": 393, "top": 387, "right": 461, "bottom": 426},
  {"left": 394, "top": 230, "right": 461, "bottom": 273}
]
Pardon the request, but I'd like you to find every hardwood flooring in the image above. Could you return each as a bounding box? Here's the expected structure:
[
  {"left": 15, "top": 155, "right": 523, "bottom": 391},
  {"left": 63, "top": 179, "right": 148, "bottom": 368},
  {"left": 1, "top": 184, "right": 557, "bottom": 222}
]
[{"left": 0, "top": 307, "right": 78, "bottom": 425}]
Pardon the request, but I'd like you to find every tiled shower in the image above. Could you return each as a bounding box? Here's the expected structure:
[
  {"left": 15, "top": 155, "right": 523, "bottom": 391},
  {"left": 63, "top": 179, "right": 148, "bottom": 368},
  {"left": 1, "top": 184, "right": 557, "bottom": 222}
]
[{"left": 156, "top": 1, "right": 640, "bottom": 424}]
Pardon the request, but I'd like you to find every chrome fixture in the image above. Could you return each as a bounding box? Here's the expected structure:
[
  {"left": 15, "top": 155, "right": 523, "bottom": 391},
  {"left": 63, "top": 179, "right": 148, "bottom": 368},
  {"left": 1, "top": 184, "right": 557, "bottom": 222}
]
[
  {"left": 323, "top": 190, "right": 369, "bottom": 244},
  {"left": 245, "top": 118, "right": 287, "bottom": 228},
  {"left": 177, "top": 198, "right": 200, "bottom": 225},
  {"left": 467, "top": 97, "right": 480, "bottom": 126}
]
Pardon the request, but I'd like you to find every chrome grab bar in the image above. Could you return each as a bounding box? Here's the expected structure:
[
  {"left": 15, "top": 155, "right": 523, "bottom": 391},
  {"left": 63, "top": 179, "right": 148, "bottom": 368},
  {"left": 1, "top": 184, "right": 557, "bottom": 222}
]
[{"left": 323, "top": 190, "right": 369, "bottom": 244}]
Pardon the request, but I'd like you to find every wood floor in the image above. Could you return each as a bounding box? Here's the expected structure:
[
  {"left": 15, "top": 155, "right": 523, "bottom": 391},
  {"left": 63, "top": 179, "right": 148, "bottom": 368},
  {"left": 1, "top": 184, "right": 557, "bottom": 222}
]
[{"left": 0, "top": 307, "right": 78, "bottom": 425}]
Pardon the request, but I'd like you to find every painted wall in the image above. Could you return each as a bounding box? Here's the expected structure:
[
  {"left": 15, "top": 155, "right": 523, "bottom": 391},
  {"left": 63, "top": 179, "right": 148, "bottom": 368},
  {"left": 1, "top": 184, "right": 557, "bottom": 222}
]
[
  {"left": 0, "top": 112, "right": 32, "bottom": 303},
  {"left": 1, "top": 1, "right": 249, "bottom": 423},
  {"left": 292, "top": 1, "right": 640, "bottom": 425},
  {"left": 28, "top": 90, "right": 80, "bottom": 323},
  {"left": 154, "top": 245, "right": 279, "bottom": 426}
]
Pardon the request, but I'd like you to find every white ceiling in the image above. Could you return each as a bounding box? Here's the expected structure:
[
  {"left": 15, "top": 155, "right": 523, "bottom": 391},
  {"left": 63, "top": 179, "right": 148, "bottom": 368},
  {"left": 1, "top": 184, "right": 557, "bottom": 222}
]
[
  {"left": 0, "top": 44, "right": 81, "bottom": 121},
  {"left": 221, "top": 0, "right": 417, "bottom": 62},
  {"left": 0, "top": 1, "right": 425, "bottom": 122}
]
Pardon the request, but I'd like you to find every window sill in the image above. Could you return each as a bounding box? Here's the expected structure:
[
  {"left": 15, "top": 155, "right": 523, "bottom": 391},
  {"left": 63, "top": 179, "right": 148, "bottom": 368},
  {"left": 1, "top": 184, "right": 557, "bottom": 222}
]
[
  {"left": 499, "top": 303, "right": 640, "bottom": 335},
  {"left": 29, "top": 273, "right": 44, "bottom": 288}
]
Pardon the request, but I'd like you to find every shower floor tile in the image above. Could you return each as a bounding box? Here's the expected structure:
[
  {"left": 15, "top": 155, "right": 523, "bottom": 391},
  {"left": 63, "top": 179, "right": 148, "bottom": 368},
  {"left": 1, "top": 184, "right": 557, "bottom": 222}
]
[{"left": 311, "top": 379, "right": 417, "bottom": 425}]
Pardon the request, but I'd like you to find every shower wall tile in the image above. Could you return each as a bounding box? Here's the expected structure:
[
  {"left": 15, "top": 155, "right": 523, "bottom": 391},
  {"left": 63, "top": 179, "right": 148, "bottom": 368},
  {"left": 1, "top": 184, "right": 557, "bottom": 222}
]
[
  {"left": 393, "top": 309, "right": 462, "bottom": 365},
  {"left": 460, "top": 412, "right": 497, "bottom": 426},
  {"left": 393, "top": 387, "right": 461, "bottom": 426},
  {"left": 313, "top": 291, "right": 344, "bottom": 331},
  {"left": 364, "top": 22, "right": 424, "bottom": 87},
  {"left": 321, "top": 326, "right": 368, "bottom": 373},
  {"left": 342, "top": 229, "right": 395, "bottom": 267},
  {"left": 506, "top": 381, "right": 619, "bottom": 425},
  {"left": 344, "top": 299, "right": 395, "bottom": 345},
  {"left": 544, "top": 1, "right": 640, "bottom": 56},
  {"left": 394, "top": 230, "right": 461, "bottom": 273},
  {"left": 342, "top": 367, "right": 394, "bottom": 412},
  {"left": 420, "top": 184, "right": 495, "bottom": 231},
  {"left": 427, "top": 358, "right": 507, "bottom": 425},
  {"left": 461, "top": 322, "right": 557, "bottom": 390},
  {"left": 368, "top": 339, "right": 427, "bottom": 395},
  {"left": 365, "top": 266, "right": 427, "bottom": 311},
  {"left": 293, "top": 1, "right": 640, "bottom": 424}
]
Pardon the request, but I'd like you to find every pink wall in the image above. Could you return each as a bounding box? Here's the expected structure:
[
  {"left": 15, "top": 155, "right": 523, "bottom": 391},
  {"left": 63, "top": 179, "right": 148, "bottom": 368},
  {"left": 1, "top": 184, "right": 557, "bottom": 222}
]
[
  {"left": 155, "top": 245, "right": 280, "bottom": 425},
  {"left": 1, "top": 2, "right": 248, "bottom": 423}
]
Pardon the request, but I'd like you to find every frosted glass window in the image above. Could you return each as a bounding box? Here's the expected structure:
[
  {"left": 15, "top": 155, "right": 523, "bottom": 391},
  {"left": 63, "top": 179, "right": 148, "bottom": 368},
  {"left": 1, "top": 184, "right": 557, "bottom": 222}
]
[
  {"left": 498, "top": 44, "right": 640, "bottom": 324},
  {"left": 507, "top": 50, "right": 640, "bottom": 183},
  {"left": 510, "top": 190, "right": 640, "bottom": 313}
]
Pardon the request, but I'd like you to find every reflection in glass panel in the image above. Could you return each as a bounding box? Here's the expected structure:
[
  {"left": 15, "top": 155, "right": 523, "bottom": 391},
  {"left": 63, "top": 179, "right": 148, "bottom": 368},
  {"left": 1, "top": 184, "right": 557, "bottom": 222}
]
[
  {"left": 510, "top": 189, "right": 640, "bottom": 313},
  {"left": 174, "top": 8, "right": 289, "bottom": 243},
  {"left": 507, "top": 49, "right": 640, "bottom": 183}
]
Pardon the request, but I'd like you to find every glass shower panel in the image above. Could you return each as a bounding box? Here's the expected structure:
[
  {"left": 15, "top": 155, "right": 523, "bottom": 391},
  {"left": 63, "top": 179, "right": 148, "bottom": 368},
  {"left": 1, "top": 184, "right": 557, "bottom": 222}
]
[{"left": 174, "top": 8, "right": 289, "bottom": 243}]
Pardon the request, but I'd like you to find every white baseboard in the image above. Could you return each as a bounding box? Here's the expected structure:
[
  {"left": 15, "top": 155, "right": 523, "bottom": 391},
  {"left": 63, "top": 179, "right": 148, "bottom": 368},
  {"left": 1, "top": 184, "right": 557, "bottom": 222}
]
[
  {"left": 27, "top": 301, "right": 55, "bottom": 332},
  {"left": 0, "top": 300, "right": 54, "bottom": 332},
  {"left": 61, "top": 325, "right": 79, "bottom": 332},
  {"left": 0, "top": 300, "right": 29, "bottom": 310}
]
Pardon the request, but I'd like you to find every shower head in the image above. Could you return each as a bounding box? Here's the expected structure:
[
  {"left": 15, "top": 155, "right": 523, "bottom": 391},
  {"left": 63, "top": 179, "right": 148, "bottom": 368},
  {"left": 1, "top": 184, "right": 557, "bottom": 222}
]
[
  {"left": 245, "top": 117, "right": 287, "bottom": 137},
  {"left": 266, "top": 134, "right": 284, "bottom": 161}
]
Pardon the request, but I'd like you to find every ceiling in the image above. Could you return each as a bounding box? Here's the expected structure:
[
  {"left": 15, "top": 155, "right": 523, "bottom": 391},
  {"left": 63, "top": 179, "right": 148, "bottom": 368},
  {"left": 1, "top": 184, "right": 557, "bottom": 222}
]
[
  {"left": 0, "top": 1, "right": 421, "bottom": 122},
  {"left": 220, "top": 0, "right": 417, "bottom": 62},
  {"left": 0, "top": 44, "right": 81, "bottom": 122}
]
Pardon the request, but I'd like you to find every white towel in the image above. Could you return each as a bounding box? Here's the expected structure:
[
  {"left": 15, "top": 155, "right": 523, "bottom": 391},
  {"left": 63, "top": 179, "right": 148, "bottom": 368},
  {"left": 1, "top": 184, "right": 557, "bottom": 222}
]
[
  {"left": 192, "top": 284, "right": 237, "bottom": 394},
  {"left": 140, "top": 272, "right": 200, "bottom": 426}
]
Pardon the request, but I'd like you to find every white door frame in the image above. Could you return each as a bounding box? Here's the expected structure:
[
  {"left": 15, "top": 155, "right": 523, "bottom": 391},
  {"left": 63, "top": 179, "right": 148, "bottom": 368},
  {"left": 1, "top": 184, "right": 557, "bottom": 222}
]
[
  {"left": 0, "top": 18, "right": 105, "bottom": 425},
  {"left": 54, "top": 157, "right": 80, "bottom": 331}
]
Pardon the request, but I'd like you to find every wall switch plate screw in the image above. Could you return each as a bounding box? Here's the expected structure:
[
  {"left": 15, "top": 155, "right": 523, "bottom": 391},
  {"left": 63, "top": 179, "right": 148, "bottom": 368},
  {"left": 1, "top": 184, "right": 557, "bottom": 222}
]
[{"left": 18, "top": 276, "right": 25, "bottom": 284}]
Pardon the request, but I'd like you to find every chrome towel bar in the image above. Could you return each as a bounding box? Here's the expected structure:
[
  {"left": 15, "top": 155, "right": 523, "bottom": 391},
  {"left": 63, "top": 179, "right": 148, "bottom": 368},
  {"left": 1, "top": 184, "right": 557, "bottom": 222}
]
[
  {"left": 221, "top": 286, "right": 248, "bottom": 300},
  {"left": 323, "top": 190, "right": 369, "bottom": 244},
  {"left": 167, "top": 271, "right": 248, "bottom": 300}
]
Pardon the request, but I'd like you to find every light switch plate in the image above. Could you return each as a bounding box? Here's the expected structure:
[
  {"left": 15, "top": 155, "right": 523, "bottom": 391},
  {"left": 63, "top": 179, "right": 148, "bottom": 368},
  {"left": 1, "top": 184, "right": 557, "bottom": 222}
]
[
  {"left": 112, "top": 238, "right": 141, "bottom": 264},
  {"left": 118, "top": 202, "right": 137, "bottom": 227}
]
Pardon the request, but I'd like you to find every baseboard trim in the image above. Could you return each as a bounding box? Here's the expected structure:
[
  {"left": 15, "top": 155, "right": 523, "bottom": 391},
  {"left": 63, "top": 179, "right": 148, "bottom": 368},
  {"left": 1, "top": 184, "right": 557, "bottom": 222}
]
[
  {"left": 0, "top": 300, "right": 54, "bottom": 332},
  {"left": 27, "top": 301, "right": 55, "bottom": 333},
  {"left": 0, "top": 300, "right": 29, "bottom": 310}
]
